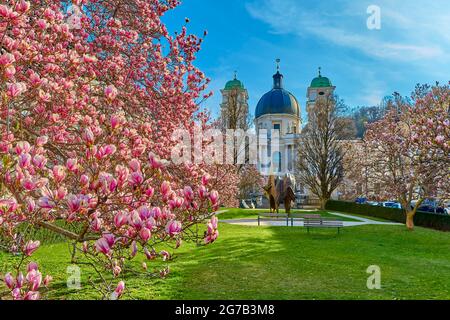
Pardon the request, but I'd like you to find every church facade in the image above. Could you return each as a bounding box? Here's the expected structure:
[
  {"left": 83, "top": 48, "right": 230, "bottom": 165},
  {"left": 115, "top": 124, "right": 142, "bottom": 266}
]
[
  {"left": 221, "top": 64, "right": 335, "bottom": 173},
  {"left": 220, "top": 63, "right": 341, "bottom": 200},
  {"left": 254, "top": 65, "right": 335, "bottom": 177}
]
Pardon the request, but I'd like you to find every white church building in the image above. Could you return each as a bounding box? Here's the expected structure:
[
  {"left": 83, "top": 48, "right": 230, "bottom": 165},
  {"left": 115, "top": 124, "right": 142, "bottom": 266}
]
[{"left": 220, "top": 62, "right": 337, "bottom": 200}]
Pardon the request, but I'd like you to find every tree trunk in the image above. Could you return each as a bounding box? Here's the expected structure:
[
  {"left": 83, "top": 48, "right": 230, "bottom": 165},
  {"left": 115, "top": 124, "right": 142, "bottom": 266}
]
[
  {"left": 406, "top": 210, "right": 415, "bottom": 230},
  {"left": 320, "top": 197, "right": 328, "bottom": 210}
]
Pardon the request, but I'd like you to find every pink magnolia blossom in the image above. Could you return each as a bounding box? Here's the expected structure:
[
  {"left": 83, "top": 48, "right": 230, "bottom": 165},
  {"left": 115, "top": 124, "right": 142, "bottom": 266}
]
[
  {"left": 148, "top": 153, "right": 164, "bottom": 170},
  {"left": 32, "top": 155, "right": 47, "bottom": 169},
  {"left": 198, "top": 185, "right": 208, "bottom": 199},
  {"left": 209, "top": 190, "right": 219, "bottom": 205},
  {"left": 37, "top": 196, "right": 55, "bottom": 209},
  {"left": 66, "top": 158, "right": 78, "bottom": 172},
  {"left": 7, "top": 82, "right": 26, "bottom": 98},
  {"left": 15, "top": 141, "right": 31, "bottom": 155},
  {"left": 43, "top": 275, "right": 52, "bottom": 287},
  {"left": 183, "top": 186, "right": 194, "bottom": 201},
  {"left": 18, "top": 153, "right": 31, "bottom": 168},
  {"left": 27, "top": 262, "right": 38, "bottom": 272},
  {"left": 103, "top": 233, "right": 116, "bottom": 248},
  {"left": 5, "top": 65, "right": 16, "bottom": 78},
  {"left": 139, "top": 227, "right": 152, "bottom": 242},
  {"left": 113, "top": 281, "right": 125, "bottom": 299},
  {"left": 114, "top": 211, "right": 128, "bottom": 228},
  {"left": 23, "top": 240, "right": 40, "bottom": 256},
  {"left": 0, "top": 53, "right": 15, "bottom": 66},
  {"left": 160, "top": 250, "right": 171, "bottom": 261},
  {"left": 165, "top": 220, "right": 182, "bottom": 236},
  {"left": 105, "top": 85, "right": 118, "bottom": 101},
  {"left": 16, "top": 273, "right": 24, "bottom": 289},
  {"left": 201, "top": 174, "right": 210, "bottom": 186},
  {"left": 91, "top": 217, "right": 103, "bottom": 232},
  {"left": 95, "top": 238, "right": 111, "bottom": 256},
  {"left": 52, "top": 165, "right": 66, "bottom": 183},
  {"left": 26, "top": 269, "right": 42, "bottom": 291},
  {"left": 25, "top": 198, "right": 36, "bottom": 212},
  {"left": 129, "top": 211, "right": 143, "bottom": 229},
  {"left": 161, "top": 181, "right": 171, "bottom": 198},
  {"left": 82, "top": 128, "right": 95, "bottom": 145},
  {"left": 11, "top": 288, "right": 22, "bottom": 300},
  {"left": 4, "top": 273, "right": 15, "bottom": 289},
  {"left": 128, "top": 172, "right": 144, "bottom": 186},
  {"left": 24, "top": 291, "right": 40, "bottom": 300}
]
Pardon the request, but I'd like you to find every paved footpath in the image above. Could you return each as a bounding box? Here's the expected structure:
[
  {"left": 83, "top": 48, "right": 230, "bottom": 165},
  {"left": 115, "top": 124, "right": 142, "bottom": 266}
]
[{"left": 218, "top": 210, "right": 402, "bottom": 227}]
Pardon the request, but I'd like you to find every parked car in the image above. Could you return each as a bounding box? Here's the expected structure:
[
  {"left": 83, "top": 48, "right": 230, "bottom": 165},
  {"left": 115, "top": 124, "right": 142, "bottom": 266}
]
[
  {"left": 382, "top": 201, "right": 402, "bottom": 209},
  {"left": 418, "top": 205, "right": 446, "bottom": 214},
  {"left": 413, "top": 198, "right": 448, "bottom": 215},
  {"left": 367, "top": 201, "right": 380, "bottom": 206},
  {"left": 355, "top": 197, "right": 368, "bottom": 204}
]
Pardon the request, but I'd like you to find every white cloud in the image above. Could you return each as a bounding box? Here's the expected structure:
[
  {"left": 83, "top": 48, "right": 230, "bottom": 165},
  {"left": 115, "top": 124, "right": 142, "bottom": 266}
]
[{"left": 245, "top": 0, "right": 449, "bottom": 61}]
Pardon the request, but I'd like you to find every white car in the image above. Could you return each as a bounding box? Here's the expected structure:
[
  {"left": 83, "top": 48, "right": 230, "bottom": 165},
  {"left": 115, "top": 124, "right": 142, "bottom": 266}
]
[{"left": 382, "top": 201, "right": 402, "bottom": 209}]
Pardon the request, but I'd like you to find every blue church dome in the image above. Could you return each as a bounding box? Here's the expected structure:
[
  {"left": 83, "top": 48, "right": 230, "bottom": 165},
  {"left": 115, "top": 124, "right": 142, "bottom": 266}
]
[{"left": 255, "top": 71, "right": 300, "bottom": 119}]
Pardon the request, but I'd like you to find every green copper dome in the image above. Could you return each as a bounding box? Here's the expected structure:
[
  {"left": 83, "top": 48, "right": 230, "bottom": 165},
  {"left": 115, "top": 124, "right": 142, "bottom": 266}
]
[
  {"left": 224, "top": 77, "right": 244, "bottom": 90},
  {"left": 310, "top": 68, "right": 332, "bottom": 88},
  {"left": 310, "top": 75, "right": 332, "bottom": 88}
]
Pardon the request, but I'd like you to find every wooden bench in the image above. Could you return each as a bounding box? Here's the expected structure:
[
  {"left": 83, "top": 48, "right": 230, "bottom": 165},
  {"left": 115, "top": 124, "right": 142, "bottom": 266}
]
[
  {"left": 257, "top": 213, "right": 289, "bottom": 226},
  {"left": 289, "top": 214, "right": 321, "bottom": 226},
  {"left": 304, "top": 218, "right": 344, "bottom": 234}
]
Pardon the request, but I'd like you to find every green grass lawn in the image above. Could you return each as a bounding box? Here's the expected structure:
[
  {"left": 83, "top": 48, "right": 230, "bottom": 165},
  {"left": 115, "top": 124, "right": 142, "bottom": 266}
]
[
  {"left": 2, "top": 211, "right": 450, "bottom": 300},
  {"left": 219, "top": 208, "right": 359, "bottom": 221}
]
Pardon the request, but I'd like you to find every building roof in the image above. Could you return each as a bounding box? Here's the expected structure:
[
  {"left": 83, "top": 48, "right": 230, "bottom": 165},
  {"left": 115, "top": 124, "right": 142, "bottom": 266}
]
[
  {"left": 255, "top": 71, "right": 299, "bottom": 118},
  {"left": 310, "top": 67, "right": 332, "bottom": 88},
  {"left": 224, "top": 73, "right": 245, "bottom": 90}
]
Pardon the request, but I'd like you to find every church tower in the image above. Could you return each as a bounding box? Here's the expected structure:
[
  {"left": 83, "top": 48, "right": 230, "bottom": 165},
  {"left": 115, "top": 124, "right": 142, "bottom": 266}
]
[
  {"left": 220, "top": 72, "right": 249, "bottom": 130},
  {"left": 254, "top": 60, "right": 301, "bottom": 175},
  {"left": 306, "top": 67, "right": 335, "bottom": 113}
]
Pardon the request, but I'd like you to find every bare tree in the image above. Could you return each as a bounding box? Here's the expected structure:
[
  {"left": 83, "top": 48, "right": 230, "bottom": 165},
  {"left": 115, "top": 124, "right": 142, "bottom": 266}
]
[
  {"left": 219, "top": 86, "right": 252, "bottom": 171},
  {"left": 295, "top": 95, "right": 347, "bottom": 209},
  {"left": 219, "top": 87, "right": 251, "bottom": 131}
]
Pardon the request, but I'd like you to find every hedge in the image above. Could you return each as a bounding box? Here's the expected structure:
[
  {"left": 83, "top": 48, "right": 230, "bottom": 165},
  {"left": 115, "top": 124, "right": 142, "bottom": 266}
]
[{"left": 325, "top": 200, "right": 450, "bottom": 232}]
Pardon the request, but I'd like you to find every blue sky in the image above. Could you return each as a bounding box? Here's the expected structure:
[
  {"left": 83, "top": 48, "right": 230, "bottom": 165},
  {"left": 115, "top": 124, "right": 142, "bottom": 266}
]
[{"left": 163, "top": 0, "right": 450, "bottom": 123}]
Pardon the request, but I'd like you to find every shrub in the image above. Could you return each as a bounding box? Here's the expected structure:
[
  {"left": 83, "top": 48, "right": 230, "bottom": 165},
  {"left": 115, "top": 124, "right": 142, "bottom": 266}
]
[{"left": 325, "top": 200, "right": 450, "bottom": 231}]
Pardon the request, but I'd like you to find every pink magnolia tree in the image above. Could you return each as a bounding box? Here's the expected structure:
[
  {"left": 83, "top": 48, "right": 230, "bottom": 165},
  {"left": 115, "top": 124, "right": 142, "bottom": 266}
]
[
  {"left": 0, "top": 0, "right": 227, "bottom": 299},
  {"left": 363, "top": 84, "right": 449, "bottom": 230}
]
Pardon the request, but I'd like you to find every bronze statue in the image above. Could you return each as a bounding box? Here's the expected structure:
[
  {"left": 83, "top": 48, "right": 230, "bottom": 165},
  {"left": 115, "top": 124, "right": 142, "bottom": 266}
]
[
  {"left": 263, "top": 174, "right": 296, "bottom": 214},
  {"left": 263, "top": 175, "right": 279, "bottom": 213}
]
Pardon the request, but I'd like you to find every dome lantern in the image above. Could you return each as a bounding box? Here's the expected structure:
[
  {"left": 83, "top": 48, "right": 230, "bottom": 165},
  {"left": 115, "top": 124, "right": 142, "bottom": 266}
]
[{"left": 273, "top": 58, "right": 283, "bottom": 89}]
